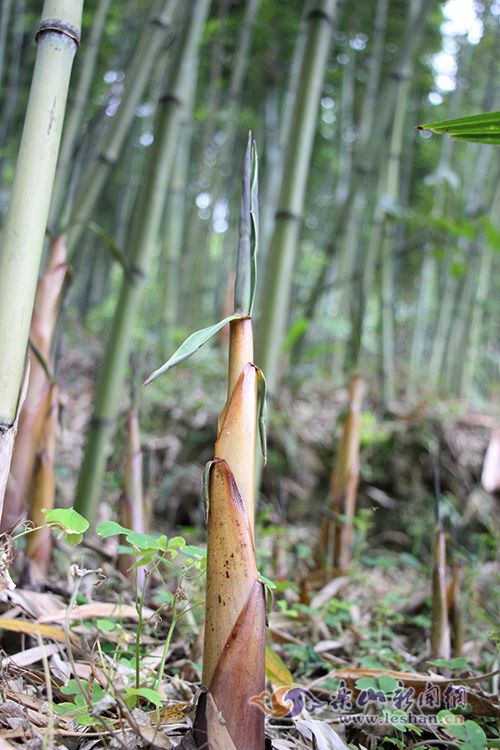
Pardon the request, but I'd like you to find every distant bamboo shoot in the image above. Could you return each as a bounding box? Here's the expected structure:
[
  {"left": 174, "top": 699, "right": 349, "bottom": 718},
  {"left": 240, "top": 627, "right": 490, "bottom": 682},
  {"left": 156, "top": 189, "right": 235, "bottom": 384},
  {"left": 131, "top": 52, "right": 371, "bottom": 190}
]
[
  {"left": 119, "top": 404, "right": 146, "bottom": 590},
  {"left": 2, "top": 236, "right": 68, "bottom": 532},
  {"left": 22, "top": 383, "right": 59, "bottom": 586},
  {"left": 431, "top": 524, "right": 451, "bottom": 660},
  {"left": 319, "top": 374, "right": 364, "bottom": 570}
]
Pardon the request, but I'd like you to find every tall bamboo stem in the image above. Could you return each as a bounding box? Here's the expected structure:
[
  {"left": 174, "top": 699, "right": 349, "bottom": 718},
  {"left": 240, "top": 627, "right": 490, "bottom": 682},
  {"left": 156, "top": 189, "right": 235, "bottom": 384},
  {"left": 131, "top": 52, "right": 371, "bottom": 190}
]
[
  {"left": 66, "top": 0, "right": 177, "bottom": 253},
  {"left": 256, "top": 0, "right": 337, "bottom": 396},
  {"left": 296, "top": 0, "right": 432, "bottom": 343},
  {"left": 0, "top": 0, "right": 83, "bottom": 513},
  {"left": 49, "top": 0, "right": 112, "bottom": 230}
]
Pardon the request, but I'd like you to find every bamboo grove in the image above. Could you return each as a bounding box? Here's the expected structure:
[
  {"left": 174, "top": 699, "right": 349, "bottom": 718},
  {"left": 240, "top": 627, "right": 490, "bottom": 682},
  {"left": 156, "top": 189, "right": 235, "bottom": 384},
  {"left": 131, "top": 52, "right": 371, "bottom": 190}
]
[{"left": 0, "top": 1, "right": 499, "bottom": 749}]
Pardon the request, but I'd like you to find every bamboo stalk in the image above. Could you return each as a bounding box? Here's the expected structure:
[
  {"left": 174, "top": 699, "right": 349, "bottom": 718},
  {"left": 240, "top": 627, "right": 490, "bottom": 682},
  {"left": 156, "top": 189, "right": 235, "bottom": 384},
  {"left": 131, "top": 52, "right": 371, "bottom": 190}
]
[
  {"left": 0, "top": 0, "right": 83, "bottom": 515},
  {"left": 256, "top": 0, "right": 337, "bottom": 397},
  {"left": 459, "top": 180, "right": 500, "bottom": 395},
  {"left": 379, "top": 58, "right": 413, "bottom": 407},
  {"left": 66, "top": 0, "right": 177, "bottom": 253},
  {"left": 0, "top": 0, "right": 12, "bottom": 98},
  {"left": 49, "top": 0, "right": 112, "bottom": 230},
  {"left": 1, "top": 236, "right": 68, "bottom": 533},
  {"left": 74, "top": 0, "right": 212, "bottom": 522},
  {"left": 0, "top": 0, "right": 25, "bottom": 153},
  {"left": 296, "top": 0, "right": 432, "bottom": 352}
]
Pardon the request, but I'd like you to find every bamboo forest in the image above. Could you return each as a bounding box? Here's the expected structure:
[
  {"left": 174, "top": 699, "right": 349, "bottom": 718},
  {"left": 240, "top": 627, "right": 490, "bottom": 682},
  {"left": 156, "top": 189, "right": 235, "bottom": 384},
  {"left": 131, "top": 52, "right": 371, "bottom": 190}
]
[{"left": 0, "top": 1, "right": 499, "bottom": 748}]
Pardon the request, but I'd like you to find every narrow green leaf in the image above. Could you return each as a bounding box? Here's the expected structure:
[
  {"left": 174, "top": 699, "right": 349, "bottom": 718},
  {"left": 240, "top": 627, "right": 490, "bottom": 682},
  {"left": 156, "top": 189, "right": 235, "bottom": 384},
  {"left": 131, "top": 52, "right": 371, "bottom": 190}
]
[
  {"left": 235, "top": 133, "right": 253, "bottom": 315},
  {"left": 29, "top": 339, "right": 55, "bottom": 382},
  {"left": 258, "top": 572, "right": 276, "bottom": 589},
  {"left": 418, "top": 111, "right": 500, "bottom": 144},
  {"left": 249, "top": 137, "right": 259, "bottom": 316},
  {"left": 143, "top": 314, "right": 242, "bottom": 385},
  {"left": 256, "top": 367, "right": 268, "bottom": 465},
  {"left": 452, "top": 133, "right": 500, "bottom": 144},
  {"left": 418, "top": 111, "right": 500, "bottom": 132},
  {"left": 202, "top": 460, "right": 216, "bottom": 524},
  {"left": 85, "top": 221, "right": 135, "bottom": 279},
  {"left": 283, "top": 318, "right": 309, "bottom": 351}
]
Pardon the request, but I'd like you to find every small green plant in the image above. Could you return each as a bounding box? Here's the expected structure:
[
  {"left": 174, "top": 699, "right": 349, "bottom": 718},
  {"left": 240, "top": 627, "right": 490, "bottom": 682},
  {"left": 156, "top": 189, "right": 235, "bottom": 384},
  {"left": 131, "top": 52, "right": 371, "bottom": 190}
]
[{"left": 437, "top": 711, "right": 491, "bottom": 750}]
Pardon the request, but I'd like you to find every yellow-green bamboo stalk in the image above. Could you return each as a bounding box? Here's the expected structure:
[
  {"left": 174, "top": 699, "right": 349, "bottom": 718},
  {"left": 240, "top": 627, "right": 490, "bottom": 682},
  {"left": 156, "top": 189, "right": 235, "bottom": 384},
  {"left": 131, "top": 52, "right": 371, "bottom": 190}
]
[
  {"left": 0, "top": 1, "right": 83, "bottom": 515},
  {"left": 1, "top": 236, "right": 68, "bottom": 533},
  {"left": 256, "top": 0, "right": 337, "bottom": 397},
  {"left": 22, "top": 383, "right": 59, "bottom": 586}
]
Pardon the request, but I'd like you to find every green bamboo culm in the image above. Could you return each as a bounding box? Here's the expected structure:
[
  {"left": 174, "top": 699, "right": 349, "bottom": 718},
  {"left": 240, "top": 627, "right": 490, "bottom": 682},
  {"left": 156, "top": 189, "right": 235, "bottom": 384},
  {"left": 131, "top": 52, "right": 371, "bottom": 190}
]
[
  {"left": 0, "top": 0, "right": 83, "bottom": 512},
  {"left": 255, "top": 0, "right": 337, "bottom": 396},
  {"left": 65, "top": 0, "right": 177, "bottom": 253},
  {"left": 48, "top": 0, "right": 112, "bottom": 232},
  {"left": 74, "top": 0, "right": 211, "bottom": 522}
]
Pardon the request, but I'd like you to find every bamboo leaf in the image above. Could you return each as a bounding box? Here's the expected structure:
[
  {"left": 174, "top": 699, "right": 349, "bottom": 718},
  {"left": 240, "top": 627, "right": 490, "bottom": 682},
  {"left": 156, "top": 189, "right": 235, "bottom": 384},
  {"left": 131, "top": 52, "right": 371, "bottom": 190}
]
[
  {"left": 235, "top": 135, "right": 259, "bottom": 316},
  {"left": 84, "top": 221, "right": 136, "bottom": 278},
  {"left": 143, "top": 314, "right": 243, "bottom": 385},
  {"left": 235, "top": 134, "right": 252, "bottom": 315},
  {"left": 202, "top": 460, "right": 216, "bottom": 525},
  {"left": 28, "top": 338, "right": 55, "bottom": 383},
  {"left": 417, "top": 111, "right": 500, "bottom": 144},
  {"left": 256, "top": 367, "right": 268, "bottom": 464},
  {"left": 249, "top": 137, "right": 259, "bottom": 316}
]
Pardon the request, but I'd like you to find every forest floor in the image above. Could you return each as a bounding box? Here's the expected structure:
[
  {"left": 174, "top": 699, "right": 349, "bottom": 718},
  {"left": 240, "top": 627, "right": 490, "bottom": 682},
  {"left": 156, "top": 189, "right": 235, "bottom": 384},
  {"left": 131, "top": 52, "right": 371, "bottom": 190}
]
[{"left": 0, "top": 338, "right": 498, "bottom": 749}]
